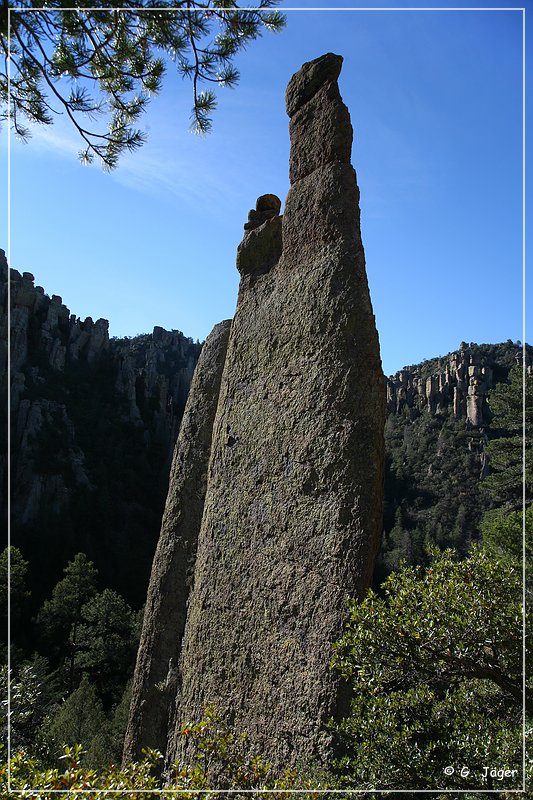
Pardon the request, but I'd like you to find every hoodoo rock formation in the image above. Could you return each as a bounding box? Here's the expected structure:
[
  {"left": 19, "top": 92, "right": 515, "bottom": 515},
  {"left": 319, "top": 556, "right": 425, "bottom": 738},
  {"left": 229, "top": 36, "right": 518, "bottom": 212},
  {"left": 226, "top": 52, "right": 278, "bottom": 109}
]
[
  {"left": 385, "top": 342, "right": 524, "bottom": 426},
  {"left": 125, "top": 53, "right": 386, "bottom": 774}
]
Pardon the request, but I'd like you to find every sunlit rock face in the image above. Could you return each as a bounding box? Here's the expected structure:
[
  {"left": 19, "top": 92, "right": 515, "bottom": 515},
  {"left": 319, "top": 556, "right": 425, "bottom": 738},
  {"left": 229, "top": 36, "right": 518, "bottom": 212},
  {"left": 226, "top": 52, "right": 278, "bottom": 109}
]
[
  {"left": 126, "top": 53, "right": 386, "bottom": 776},
  {"left": 385, "top": 343, "right": 511, "bottom": 426}
]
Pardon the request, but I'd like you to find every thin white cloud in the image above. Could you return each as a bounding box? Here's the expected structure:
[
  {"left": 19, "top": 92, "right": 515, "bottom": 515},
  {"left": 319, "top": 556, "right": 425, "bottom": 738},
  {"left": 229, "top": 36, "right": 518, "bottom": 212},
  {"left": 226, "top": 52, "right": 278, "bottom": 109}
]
[
  {"left": 115, "top": 145, "right": 236, "bottom": 207},
  {"left": 3, "top": 80, "right": 287, "bottom": 221},
  {"left": 3, "top": 116, "right": 252, "bottom": 218},
  {"left": 4, "top": 117, "right": 81, "bottom": 159}
]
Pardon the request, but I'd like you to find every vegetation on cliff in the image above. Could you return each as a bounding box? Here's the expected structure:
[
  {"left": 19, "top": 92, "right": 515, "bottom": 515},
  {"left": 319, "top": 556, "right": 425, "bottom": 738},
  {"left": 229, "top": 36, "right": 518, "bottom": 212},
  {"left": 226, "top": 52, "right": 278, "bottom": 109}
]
[{"left": 377, "top": 350, "right": 531, "bottom": 583}]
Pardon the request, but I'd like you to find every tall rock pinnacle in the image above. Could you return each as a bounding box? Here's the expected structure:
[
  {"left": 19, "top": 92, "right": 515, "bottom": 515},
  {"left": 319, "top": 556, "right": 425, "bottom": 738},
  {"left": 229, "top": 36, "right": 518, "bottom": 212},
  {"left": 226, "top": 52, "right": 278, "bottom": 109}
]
[
  {"left": 173, "top": 52, "right": 384, "bottom": 770},
  {"left": 125, "top": 52, "right": 385, "bottom": 775}
]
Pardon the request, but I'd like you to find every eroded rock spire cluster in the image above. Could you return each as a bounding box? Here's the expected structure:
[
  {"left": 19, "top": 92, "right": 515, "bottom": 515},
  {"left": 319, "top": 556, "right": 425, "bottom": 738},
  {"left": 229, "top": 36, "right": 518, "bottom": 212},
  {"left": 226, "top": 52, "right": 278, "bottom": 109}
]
[{"left": 124, "top": 53, "right": 386, "bottom": 775}]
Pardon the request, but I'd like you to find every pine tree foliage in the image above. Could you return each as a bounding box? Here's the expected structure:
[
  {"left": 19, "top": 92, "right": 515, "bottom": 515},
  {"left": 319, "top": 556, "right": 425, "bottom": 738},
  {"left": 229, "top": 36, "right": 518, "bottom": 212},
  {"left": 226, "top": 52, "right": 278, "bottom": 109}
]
[
  {"left": 0, "top": 546, "right": 30, "bottom": 658},
  {"left": 1, "top": 1, "right": 285, "bottom": 168},
  {"left": 36, "top": 553, "right": 98, "bottom": 644},
  {"left": 0, "top": 547, "right": 29, "bottom": 624},
  {"left": 105, "top": 679, "right": 133, "bottom": 764},
  {"left": 74, "top": 588, "right": 137, "bottom": 705},
  {"left": 482, "top": 504, "right": 532, "bottom": 564},
  {"left": 36, "top": 552, "right": 99, "bottom": 692},
  {"left": 44, "top": 674, "right": 107, "bottom": 764},
  {"left": 483, "top": 365, "right": 533, "bottom": 510}
]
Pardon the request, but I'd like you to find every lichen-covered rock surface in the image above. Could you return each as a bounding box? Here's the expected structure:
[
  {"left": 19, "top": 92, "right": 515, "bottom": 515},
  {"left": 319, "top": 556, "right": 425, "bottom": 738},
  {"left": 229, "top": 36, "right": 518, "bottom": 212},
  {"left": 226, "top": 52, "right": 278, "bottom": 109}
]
[
  {"left": 123, "top": 320, "right": 231, "bottom": 763},
  {"left": 160, "top": 53, "right": 386, "bottom": 773}
]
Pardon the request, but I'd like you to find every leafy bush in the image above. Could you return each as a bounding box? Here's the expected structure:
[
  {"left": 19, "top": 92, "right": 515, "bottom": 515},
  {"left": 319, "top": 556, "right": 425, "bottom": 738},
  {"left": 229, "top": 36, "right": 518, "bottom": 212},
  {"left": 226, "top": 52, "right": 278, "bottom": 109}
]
[
  {"left": 0, "top": 745, "right": 162, "bottom": 798},
  {"left": 332, "top": 547, "right": 527, "bottom": 792},
  {"left": 1, "top": 709, "right": 327, "bottom": 797}
]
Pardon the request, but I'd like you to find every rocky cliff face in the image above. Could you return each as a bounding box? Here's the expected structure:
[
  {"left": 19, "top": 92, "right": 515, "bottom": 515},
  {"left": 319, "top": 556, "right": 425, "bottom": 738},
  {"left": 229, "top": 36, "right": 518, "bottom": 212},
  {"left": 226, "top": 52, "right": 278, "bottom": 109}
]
[
  {"left": 3, "top": 255, "right": 201, "bottom": 607},
  {"left": 126, "top": 53, "right": 386, "bottom": 776},
  {"left": 386, "top": 341, "right": 530, "bottom": 426},
  {"left": 379, "top": 340, "right": 531, "bottom": 582}
]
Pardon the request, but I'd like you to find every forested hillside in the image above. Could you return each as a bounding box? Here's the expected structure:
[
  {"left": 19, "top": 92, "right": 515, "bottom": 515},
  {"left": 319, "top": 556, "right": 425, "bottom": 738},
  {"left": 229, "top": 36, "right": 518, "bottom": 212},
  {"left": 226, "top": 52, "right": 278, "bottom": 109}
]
[{"left": 379, "top": 341, "right": 531, "bottom": 583}]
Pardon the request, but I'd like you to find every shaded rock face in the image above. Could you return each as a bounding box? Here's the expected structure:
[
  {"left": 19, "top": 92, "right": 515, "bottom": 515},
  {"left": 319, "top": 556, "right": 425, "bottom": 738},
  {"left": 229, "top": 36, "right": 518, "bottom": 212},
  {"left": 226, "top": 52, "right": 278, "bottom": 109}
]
[
  {"left": 2, "top": 257, "right": 202, "bottom": 607},
  {"left": 243, "top": 193, "right": 281, "bottom": 232},
  {"left": 129, "top": 53, "right": 385, "bottom": 774},
  {"left": 3, "top": 260, "right": 200, "bottom": 525},
  {"left": 237, "top": 195, "right": 283, "bottom": 276},
  {"left": 123, "top": 320, "right": 231, "bottom": 763}
]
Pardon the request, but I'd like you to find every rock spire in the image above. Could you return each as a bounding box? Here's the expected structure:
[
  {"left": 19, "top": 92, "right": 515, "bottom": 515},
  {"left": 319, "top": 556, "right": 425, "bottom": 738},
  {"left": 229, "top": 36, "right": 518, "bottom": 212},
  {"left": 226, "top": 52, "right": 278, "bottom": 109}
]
[
  {"left": 123, "top": 320, "right": 231, "bottom": 762},
  {"left": 125, "top": 52, "right": 386, "bottom": 775}
]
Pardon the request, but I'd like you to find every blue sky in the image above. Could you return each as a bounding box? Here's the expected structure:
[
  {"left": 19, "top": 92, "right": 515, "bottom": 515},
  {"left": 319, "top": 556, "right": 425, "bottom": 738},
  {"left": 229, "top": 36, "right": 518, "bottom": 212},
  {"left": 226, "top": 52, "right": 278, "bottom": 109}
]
[{"left": 2, "top": 1, "right": 528, "bottom": 376}]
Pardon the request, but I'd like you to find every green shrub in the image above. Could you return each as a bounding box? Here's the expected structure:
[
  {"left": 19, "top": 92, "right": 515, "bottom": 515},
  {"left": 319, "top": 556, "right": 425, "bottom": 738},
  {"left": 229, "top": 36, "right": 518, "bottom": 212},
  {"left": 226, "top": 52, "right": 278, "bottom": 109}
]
[
  {"left": 1, "top": 709, "right": 328, "bottom": 797},
  {"left": 332, "top": 547, "right": 527, "bottom": 792}
]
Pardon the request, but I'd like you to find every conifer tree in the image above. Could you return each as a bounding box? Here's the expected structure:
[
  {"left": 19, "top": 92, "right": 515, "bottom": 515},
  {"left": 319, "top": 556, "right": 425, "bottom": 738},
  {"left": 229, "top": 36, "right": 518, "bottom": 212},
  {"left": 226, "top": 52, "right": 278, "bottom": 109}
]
[
  {"left": 74, "top": 588, "right": 137, "bottom": 706},
  {"left": 45, "top": 673, "right": 106, "bottom": 764},
  {"left": 0, "top": 546, "right": 30, "bottom": 658},
  {"left": 483, "top": 365, "right": 532, "bottom": 510},
  {"left": 482, "top": 505, "right": 533, "bottom": 564},
  {"left": 36, "top": 553, "right": 99, "bottom": 692}
]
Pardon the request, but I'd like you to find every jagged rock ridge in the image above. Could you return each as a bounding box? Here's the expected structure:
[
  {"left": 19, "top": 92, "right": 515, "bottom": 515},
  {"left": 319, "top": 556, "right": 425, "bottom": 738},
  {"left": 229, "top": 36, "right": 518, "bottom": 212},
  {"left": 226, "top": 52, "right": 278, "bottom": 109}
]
[
  {"left": 3, "top": 256, "right": 202, "bottom": 607},
  {"left": 126, "top": 53, "right": 386, "bottom": 775}
]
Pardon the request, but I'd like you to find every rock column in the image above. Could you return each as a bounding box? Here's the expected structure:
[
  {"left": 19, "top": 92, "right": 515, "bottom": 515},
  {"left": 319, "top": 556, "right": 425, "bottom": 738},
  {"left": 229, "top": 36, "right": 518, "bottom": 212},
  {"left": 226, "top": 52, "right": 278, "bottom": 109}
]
[
  {"left": 166, "top": 53, "right": 385, "bottom": 772},
  {"left": 123, "top": 320, "right": 231, "bottom": 762}
]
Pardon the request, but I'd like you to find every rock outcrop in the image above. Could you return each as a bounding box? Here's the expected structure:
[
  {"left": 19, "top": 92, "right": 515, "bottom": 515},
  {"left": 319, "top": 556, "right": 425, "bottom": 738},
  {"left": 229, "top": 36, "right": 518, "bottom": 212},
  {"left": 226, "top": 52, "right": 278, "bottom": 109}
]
[
  {"left": 386, "top": 341, "right": 531, "bottom": 426},
  {"left": 123, "top": 319, "right": 231, "bottom": 763},
  {"left": 6, "top": 266, "right": 111, "bottom": 383},
  {"left": 127, "top": 53, "right": 386, "bottom": 775}
]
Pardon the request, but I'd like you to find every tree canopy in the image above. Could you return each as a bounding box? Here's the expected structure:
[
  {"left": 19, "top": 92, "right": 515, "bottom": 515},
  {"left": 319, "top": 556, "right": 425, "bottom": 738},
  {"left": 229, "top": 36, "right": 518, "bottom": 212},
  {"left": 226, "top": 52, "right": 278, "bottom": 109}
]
[
  {"left": 332, "top": 547, "right": 526, "bottom": 791},
  {"left": 36, "top": 552, "right": 99, "bottom": 692},
  {"left": 0, "top": 547, "right": 29, "bottom": 645},
  {"left": 74, "top": 588, "right": 138, "bottom": 705},
  {"left": 1, "top": 1, "right": 285, "bottom": 168},
  {"left": 44, "top": 674, "right": 107, "bottom": 763},
  {"left": 483, "top": 365, "right": 532, "bottom": 511},
  {"left": 37, "top": 552, "right": 99, "bottom": 649}
]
